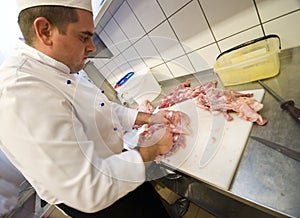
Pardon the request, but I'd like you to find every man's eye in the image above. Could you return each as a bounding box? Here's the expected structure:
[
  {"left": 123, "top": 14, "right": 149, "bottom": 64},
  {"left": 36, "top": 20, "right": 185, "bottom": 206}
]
[{"left": 80, "top": 35, "right": 89, "bottom": 42}]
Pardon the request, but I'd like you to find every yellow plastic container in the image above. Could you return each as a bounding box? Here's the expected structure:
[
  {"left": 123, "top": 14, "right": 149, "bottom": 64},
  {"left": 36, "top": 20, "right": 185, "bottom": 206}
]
[{"left": 214, "top": 35, "right": 281, "bottom": 86}]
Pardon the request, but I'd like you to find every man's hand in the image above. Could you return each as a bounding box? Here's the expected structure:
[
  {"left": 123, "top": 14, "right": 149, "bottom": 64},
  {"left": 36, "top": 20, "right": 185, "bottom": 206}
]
[
  {"left": 135, "top": 110, "right": 188, "bottom": 162},
  {"left": 135, "top": 110, "right": 184, "bottom": 126},
  {"left": 138, "top": 125, "right": 173, "bottom": 162},
  {"left": 148, "top": 110, "right": 170, "bottom": 124}
]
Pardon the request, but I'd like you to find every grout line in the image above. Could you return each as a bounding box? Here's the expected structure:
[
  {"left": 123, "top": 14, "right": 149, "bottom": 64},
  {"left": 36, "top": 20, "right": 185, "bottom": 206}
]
[
  {"left": 156, "top": 0, "right": 197, "bottom": 74},
  {"left": 196, "top": 0, "right": 221, "bottom": 54},
  {"left": 261, "top": 8, "right": 300, "bottom": 24},
  {"left": 253, "top": 0, "right": 266, "bottom": 36},
  {"left": 161, "top": 0, "right": 194, "bottom": 20},
  {"left": 214, "top": 24, "right": 263, "bottom": 46}
]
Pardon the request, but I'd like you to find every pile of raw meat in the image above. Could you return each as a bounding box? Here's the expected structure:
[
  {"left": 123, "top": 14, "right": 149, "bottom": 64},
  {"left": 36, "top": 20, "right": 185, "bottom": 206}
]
[
  {"left": 136, "top": 80, "right": 267, "bottom": 162},
  {"left": 136, "top": 109, "right": 192, "bottom": 162},
  {"left": 158, "top": 80, "right": 267, "bottom": 125}
]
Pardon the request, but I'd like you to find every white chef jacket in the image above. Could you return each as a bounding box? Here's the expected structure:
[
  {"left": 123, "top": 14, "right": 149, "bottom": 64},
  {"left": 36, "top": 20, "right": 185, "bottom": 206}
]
[{"left": 0, "top": 41, "right": 146, "bottom": 213}]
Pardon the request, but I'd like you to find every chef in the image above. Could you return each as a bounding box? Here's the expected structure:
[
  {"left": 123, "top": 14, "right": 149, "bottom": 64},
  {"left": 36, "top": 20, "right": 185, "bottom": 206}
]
[{"left": 0, "top": 0, "right": 176, "bottom": 217}]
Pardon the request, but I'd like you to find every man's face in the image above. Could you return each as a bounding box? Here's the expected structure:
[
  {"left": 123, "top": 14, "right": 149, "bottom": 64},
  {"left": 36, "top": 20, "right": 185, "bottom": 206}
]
[{"left": 51, "top": 9, "right": 96, "bottom": 73}]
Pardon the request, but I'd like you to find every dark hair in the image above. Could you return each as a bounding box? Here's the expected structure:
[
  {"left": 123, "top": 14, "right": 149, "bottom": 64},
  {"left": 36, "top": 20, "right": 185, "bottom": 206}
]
[{"left": 18, "top": 6, "right": 79, "bottom": 45}]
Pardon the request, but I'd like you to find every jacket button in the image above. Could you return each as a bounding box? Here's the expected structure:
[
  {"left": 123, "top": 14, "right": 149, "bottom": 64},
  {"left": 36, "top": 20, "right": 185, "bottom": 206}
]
[
  {"left": 100, "top": 102, "right": 105, "bottom": 107},
  {"left": 66, "top": 79, "right": 72, "bottom": 84}
]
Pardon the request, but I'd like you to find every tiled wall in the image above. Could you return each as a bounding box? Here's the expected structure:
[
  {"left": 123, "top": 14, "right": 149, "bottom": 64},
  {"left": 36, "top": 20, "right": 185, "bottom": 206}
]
[{"left": 91, "top": 0, "right": 300, "bottom": 86}]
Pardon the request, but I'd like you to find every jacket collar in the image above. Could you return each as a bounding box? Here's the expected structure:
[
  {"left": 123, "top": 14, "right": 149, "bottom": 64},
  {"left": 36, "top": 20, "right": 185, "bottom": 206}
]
[{"left": 17, "top": 40, "right": 71, "bottom": 74}]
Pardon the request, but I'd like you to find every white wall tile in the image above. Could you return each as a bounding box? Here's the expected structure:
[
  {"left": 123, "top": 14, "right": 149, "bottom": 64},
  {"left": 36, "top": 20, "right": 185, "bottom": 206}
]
[
  {"left": 108, "top": 0, "right": 124, "bottom": 14},
  {"left": 114, "top": 1, "right": 146, "bottom": 44},
  {"left": 106, "top": 60, "right": 123, "bottom": 77},
  {"left": 121, "top": 46, "right": 140, "bottom": 63},
  {"left": 169, "top": 0, "right": 214, "bottom": 53},
  {"left": 115, "top": 54, "right": 134, "bottom": 75},
  {"left": 256, "top": 0, "right": 300, "bottom": 22},
  {"left": 94, "top": 23, "right": 103, "bottom": 35},
  {"left": 218, "top": 26, "right": 264, "bottom": 52},
  {"left": 263, "top": 11, "right": 300, "bottom": 49},
  {"left": 112, "top": 53, "right": 131, "bottom": 71},
  {"left": 105, "top": 18, "right": 131, "bottom": 52},
  {"left": 131, "top": 61, "right": 148, "bottom": 74},
  {"left": 188, "top": 43, "right": 220, "bottom": 72},
  {"left": 149, "top": 21, "right": 185, "bottom": 61},
  {"left": 98, "top": 64, "right": 118, "bottom": 85},
  {"left": 91, "top": 58, "right": 108, "bottom": 70},
  {"left": 133, "top": 36, "right": 164, "bottom": 68},
  {"left": 151, "top": 64, "right": 174, "bottom": 81},
  {"left": 99, "top": 30, "right": 120, "bottom": 56},
  {"left": 127, "top": 0, "right": 165, "bottom": 32},
  {"left": 142, "top": 57, "right": 164, "bottom": 69},
  {"left": 111, "top": 54, "right": 127, "bottom": 68},
  {"left": 166, "top": 55, "right": 195, "bottom": 77},
  {"left": 200, "top": 0, "right": 259, "bottom": 40},
  {"left": 121, "top": 46, "right": 147, "bottom": 73},
  {"left": 97, "top": 9, "right": 113, "bottom": 29},
  {"left": 157, "top": 0, "right": 192, "bottom": 17}
]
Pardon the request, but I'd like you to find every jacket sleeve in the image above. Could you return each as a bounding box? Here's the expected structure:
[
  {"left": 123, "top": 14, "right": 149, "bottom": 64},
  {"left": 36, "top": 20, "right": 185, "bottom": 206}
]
[
  {"left": 111, "top": 102, "right": 139, "bottom": 132},
  {"left": 0, "top": 81, "right": 145, "bottom": 213}
]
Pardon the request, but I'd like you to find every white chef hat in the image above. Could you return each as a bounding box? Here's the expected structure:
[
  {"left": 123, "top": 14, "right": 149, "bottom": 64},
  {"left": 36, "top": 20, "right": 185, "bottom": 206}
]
[{"left": 17, "top": 0, "right": 93, "bottom": 14}]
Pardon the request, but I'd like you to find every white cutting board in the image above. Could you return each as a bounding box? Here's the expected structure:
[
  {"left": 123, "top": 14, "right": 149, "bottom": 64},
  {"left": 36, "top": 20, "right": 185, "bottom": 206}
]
[{"left": 162, "top": 89, "right": 265, "bottom": 190}]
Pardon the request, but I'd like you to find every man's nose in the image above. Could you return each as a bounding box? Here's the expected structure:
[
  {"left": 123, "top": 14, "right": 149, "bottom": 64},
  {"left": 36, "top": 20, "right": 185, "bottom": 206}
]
[{"left": 88, "top": 38, "right": 96, "bottom": 53}]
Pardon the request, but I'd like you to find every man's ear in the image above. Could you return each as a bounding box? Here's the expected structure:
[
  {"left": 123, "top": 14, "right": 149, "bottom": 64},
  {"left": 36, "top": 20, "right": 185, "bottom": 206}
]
[{"left": 33, "top": 17, "right": 53, "bottom": 46}]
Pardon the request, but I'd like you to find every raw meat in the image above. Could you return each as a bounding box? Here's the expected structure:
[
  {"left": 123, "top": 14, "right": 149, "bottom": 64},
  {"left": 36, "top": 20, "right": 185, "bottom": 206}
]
[
  {"left": 193, "top": 81, "right": 267, "bottom": 125},
  {"left": 158, "top": 80, "right": 192, "bottom": 109},
  {"left": 136, "top": 109, "right": 192, "bottom": 162},
  {"left": 136, "top": 99, "right": 155, "bottom": 113},
  {"left": 133, "top": 99, "right": 156, "bottom": 129},
  {"left": 158, "top": 80, "right": 267, "bottom": 125}
]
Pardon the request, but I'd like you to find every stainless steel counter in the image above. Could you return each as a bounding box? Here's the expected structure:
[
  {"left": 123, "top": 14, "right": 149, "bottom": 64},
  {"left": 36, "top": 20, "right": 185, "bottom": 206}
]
[
  {"left": 152, "top": 46, "right": 300, "bottom": 217},
  {"left": 230, "top": 46, "right": 300, "bottom": 217}
]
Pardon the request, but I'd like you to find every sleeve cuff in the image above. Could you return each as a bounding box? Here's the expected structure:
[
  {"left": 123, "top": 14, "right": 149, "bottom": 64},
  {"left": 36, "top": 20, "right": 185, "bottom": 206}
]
[{"left": 111, "top": 103, "right": 138, "bottom": 131}]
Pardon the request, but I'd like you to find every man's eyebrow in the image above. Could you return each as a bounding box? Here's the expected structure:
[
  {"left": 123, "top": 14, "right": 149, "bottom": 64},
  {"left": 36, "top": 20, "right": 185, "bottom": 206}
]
[{"left": 81, "top": 31, "right": 94, "bottom": 36}]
